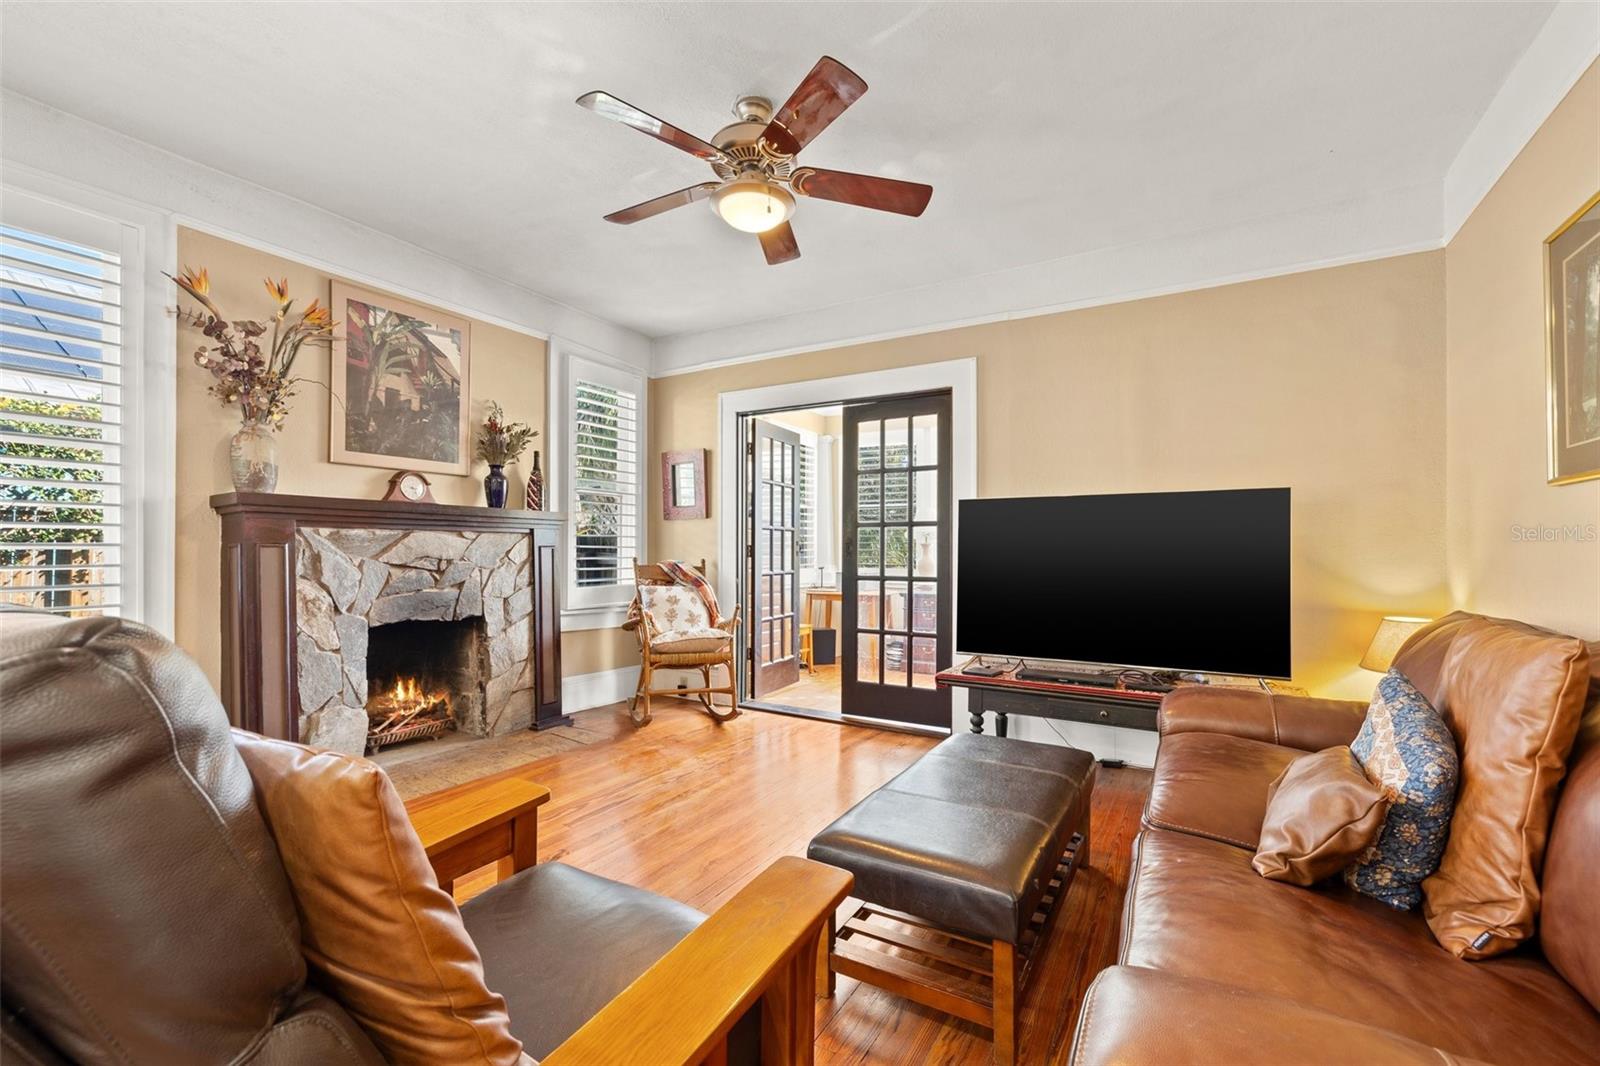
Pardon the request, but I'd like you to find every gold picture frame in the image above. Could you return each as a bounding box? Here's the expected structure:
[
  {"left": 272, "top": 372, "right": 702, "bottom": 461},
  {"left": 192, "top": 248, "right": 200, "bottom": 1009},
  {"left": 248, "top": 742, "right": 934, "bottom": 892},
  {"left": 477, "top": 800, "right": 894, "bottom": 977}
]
[
  {"left": 329, "top": 281, "right": 471, "bottom": 476},
  {"left": 1546, "top": 190, "right": 1600, "bottom": 485}
]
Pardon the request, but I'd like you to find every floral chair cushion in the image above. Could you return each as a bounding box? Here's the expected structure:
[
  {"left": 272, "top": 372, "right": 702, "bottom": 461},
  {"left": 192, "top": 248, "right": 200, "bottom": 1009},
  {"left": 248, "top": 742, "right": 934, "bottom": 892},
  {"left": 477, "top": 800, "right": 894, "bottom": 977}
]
[
  {"left": 651, "top": 628, "right": 733, "bottom": 655},
  {"left": 639, "top": 585, "right": 713, "bottom": 636}
]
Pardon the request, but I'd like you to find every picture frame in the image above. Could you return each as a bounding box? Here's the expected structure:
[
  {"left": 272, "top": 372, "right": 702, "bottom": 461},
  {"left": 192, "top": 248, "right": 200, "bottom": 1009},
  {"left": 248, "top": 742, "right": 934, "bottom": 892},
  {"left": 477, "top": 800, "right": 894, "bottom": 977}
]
[
  {"left": 329, "top": 281, "right": 471, "bottom": 475},
  {"left": 1546, "top": 190, "right": 1600, "bottom": 485},
  {"left": 662, "top": 448, "right": 708, "bottom": 520}
]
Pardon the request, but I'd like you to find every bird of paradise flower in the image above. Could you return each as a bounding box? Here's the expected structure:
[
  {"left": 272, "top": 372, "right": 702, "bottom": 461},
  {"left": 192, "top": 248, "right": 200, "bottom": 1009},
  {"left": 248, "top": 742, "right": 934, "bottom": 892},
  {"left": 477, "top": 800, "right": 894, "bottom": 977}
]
[{"left": 168, "top": 267, "right": 337, "bottom": 428}]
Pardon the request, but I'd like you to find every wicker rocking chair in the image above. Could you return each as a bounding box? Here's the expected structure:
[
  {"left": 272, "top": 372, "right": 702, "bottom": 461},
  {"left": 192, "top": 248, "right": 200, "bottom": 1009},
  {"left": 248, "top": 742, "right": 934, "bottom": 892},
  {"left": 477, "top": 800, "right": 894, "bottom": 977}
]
[{"left": 622, "top": 558, "right": 741, "bottom": 727}]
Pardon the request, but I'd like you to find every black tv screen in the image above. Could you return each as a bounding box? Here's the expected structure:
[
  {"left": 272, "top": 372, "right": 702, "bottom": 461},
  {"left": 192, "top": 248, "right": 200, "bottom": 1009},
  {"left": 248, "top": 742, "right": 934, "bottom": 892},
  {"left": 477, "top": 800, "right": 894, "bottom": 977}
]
[{"left": 956, "top": 488, "right": 1290, "bottom": 677}]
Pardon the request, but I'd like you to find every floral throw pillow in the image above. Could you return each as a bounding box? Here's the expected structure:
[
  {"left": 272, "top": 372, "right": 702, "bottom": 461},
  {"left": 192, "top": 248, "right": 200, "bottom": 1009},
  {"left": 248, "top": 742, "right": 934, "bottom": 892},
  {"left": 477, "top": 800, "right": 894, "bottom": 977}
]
[
  {"left": 640, "top": 584, "right": 711, "bottom": 635},
  {"left": 1344, "top": 669, "right": 1459, "bottom": 909}
]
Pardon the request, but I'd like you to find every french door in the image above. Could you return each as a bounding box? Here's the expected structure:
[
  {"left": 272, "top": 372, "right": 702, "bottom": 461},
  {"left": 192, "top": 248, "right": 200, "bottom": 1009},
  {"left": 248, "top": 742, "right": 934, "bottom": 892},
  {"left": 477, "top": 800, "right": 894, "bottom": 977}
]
[
  {"left": 842, "top": 393, "right": 952, "bottom": 729},
  {"left": 746, "top": 418, "right": 802, "bottom": 698}
]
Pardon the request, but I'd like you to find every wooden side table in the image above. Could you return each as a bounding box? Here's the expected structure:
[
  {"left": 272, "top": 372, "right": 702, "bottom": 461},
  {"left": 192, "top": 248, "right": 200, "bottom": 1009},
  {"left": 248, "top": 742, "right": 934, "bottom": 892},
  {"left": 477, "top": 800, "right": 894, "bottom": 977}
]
[
  {"left": 406, "top": 777, "right": 550, "bottom": 898},
  {"left": 803, "top": 587, "right": 842, "bottom": 630}
]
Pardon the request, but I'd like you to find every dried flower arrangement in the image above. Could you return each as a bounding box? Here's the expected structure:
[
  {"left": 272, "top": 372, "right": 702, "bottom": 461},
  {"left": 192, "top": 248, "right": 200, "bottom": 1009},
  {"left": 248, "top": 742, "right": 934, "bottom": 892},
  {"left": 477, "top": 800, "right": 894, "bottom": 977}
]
[
  {"left": 475, "top": 402, "right": 538, "bottom": 465},
  {"left": 169, "top": 267, "right": 335, "bottom": 428}
]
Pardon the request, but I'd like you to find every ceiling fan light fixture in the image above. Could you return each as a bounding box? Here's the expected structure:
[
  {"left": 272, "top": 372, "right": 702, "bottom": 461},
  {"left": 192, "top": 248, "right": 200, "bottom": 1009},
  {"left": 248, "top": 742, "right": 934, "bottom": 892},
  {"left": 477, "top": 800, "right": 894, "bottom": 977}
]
[
  {"left": 711, "top": 177, "right": 794, "bottom": 234},
  {"left": 581, "top": 56, "right": 929, "bottom": 265}
]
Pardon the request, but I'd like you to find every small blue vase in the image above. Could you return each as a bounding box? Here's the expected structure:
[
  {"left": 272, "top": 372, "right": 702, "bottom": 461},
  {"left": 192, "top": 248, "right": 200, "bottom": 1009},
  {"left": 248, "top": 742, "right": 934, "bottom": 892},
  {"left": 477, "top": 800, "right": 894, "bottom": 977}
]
[{"left": 483, "top": 464, "right": 508, "bottom": 508}]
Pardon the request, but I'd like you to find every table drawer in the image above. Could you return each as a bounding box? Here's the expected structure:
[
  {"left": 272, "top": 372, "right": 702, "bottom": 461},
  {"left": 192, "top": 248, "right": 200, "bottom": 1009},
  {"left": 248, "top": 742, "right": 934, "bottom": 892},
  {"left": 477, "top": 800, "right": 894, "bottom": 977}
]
[{"left": 975, "top": 688, "right": 1158, "bottom": 732}]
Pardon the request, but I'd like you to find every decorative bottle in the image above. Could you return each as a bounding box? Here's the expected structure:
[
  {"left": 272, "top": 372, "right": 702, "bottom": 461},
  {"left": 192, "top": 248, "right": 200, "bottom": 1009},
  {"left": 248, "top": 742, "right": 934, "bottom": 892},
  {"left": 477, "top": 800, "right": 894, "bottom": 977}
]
[{"left": 525, "top": 450, "right": 544, "bottom": 510}]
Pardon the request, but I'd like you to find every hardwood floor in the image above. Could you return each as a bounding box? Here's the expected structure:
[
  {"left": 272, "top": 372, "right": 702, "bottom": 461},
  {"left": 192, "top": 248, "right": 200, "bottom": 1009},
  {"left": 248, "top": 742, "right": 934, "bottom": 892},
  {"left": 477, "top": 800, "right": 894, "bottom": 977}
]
[
  {"left": 407, "top": 698, "right": 1151, "bottom": 1065},
  {"left": 761, "top": 663, "right": 843, "bottom": 713}
]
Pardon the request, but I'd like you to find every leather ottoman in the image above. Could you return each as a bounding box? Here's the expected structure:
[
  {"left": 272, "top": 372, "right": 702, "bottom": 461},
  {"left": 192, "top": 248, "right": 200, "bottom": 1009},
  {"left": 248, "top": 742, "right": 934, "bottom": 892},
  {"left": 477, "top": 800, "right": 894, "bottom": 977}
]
[{"left": 808, "top": 732, "right": 1096, "bottom": 1065}]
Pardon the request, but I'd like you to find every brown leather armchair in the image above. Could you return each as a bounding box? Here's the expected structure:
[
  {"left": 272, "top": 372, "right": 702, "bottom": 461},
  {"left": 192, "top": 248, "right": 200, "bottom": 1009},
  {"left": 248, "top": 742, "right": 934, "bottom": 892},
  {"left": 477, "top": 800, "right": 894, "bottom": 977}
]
[{"left": 0, "top": 612, "right": 849, "bottom": 1065}]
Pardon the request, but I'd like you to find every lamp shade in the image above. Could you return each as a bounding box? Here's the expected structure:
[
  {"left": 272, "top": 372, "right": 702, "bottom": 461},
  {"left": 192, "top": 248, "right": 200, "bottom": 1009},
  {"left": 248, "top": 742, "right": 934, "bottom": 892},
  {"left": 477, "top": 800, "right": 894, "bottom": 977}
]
[
  {"left": 711, "top": 178, "right": 794, "bottom": 234},
  {"left": 1360, "top": 616, "right": 1431, "bottom": 673}
]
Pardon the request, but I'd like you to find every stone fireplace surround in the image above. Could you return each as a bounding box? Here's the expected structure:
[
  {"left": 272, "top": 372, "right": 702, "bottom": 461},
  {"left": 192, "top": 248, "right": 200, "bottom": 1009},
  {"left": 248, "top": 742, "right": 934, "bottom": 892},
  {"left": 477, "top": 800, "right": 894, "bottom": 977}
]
[
  {"left": 295, "top": 527, "right": 534, "bottom": 756},
  {"left": 210, "top": 492, "right": 567, "bottom": 753}
]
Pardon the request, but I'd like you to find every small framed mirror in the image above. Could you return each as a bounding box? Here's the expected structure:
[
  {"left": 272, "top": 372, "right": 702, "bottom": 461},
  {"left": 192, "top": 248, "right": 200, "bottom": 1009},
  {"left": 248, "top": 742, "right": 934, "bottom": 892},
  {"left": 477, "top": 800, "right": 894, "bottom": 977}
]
[
  {"left": 672, "top": 461, "right": 697, "bottom": 508},
  {"left": 661, "top": 448, "right": 708, "bottom": 520}
]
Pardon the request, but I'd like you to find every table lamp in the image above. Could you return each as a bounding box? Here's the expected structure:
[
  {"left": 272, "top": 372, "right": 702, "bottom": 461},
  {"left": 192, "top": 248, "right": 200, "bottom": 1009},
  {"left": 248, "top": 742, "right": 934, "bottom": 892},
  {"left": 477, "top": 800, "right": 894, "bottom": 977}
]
[{"left": 1360, "top": 616, "right": 1431, "bottom": 672}]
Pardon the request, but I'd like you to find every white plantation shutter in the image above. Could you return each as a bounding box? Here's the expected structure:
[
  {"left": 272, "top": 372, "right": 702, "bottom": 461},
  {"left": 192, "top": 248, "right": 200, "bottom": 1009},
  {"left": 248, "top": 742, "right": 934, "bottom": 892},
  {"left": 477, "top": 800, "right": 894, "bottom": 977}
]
[
  {"left": 568, "top": 358, "right": 642, "bottom": 598},
  {"left": 0, "top": 218, "right": 126, "bottom": 617},
  {"left": 796, "top": 440, "right": 817, "bottom": 581}
]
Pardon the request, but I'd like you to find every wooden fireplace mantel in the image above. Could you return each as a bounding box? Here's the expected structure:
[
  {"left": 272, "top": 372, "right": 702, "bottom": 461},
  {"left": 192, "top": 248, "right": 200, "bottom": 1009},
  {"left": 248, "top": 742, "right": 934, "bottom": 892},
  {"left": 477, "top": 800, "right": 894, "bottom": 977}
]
[
  {"left": 211, "top": 491, "right": 567, "bottom": 533},
  {"left": 210, "top": 492, "right": 569, "bottom": 744}
]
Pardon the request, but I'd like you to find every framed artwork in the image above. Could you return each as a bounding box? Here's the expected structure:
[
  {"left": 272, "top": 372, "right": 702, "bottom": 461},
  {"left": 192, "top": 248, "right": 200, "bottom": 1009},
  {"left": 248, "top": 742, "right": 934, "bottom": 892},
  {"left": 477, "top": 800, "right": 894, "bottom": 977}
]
[
  {"left": 662, "top": 448, "right": 708, "bottom": 520},
  {"left": 1547, "top": 191, "right": 1600, "bottom": 485},
  {"left": 330, "top": 281, "right": 471, "bottom": 475}
]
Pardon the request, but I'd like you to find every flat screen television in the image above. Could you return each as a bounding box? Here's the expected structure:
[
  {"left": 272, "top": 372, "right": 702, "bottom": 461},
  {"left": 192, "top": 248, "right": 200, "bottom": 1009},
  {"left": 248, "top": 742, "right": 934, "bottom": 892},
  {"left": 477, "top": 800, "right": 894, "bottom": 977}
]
[{"left": 956, "top": 488, "right": 1290, "bottom": 678}]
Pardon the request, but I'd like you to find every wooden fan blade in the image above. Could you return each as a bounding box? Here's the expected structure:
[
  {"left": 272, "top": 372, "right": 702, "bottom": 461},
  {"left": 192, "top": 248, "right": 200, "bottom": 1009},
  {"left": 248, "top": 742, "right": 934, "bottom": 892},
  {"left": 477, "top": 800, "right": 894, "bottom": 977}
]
[
  {"left": 604, "top": 183, "right": 721, "bottom": 224},
  {"left": 760, "top": 56, "right": 867, "bottom": 157},
  {"left": 577, "top": 91, "right": 723, "bottom": 162},
  {"left": 758, "top": 222, "right": 800, "bottom": 265},
  {"left": 790, "top": 168, "right": 932, "bottom": 217}
]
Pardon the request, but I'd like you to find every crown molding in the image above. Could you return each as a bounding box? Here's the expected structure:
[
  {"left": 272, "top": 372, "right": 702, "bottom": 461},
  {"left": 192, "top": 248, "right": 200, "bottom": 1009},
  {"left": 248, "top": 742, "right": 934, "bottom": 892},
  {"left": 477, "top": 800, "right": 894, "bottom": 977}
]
[
  {"left": 650, "top": 182, "right": 1442, "bottom": 377},
  {"left": 0, "top": 90, "right": 653, "bottom": 369},
  {"left": 651, "top": 4, "right": 1597, "bottom": 380},
  {"left": 1442, "top": 2, "right": 1600, "bottom": 243}
]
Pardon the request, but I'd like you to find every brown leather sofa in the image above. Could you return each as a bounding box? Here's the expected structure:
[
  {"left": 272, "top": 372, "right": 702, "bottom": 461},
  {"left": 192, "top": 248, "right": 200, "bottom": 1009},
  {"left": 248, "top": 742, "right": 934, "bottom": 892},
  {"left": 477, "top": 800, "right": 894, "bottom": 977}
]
[
  {"left": 0, "top": 612, "right": 847, "bottom": 1065},
  {"left": 1071, "top": 612, "right": 1600, "bottom": 1065}
]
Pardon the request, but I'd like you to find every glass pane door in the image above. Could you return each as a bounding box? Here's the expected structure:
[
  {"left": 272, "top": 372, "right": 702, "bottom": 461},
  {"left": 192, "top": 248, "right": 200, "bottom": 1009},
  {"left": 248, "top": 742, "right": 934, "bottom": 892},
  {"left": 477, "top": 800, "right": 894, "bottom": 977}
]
[
  {"left": 841, "top": 394, "right": 951, "bottom": 729},
  {"left": 749, "top": 418, "right": 801, "bottom": 697}
]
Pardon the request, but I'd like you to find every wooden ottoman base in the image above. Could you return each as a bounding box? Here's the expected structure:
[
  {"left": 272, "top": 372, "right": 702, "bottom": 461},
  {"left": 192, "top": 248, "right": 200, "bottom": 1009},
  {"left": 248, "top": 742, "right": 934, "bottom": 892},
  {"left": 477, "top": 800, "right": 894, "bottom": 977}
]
[{"left": 817, "top": 830, "right": 1087, "bottom": 1066}]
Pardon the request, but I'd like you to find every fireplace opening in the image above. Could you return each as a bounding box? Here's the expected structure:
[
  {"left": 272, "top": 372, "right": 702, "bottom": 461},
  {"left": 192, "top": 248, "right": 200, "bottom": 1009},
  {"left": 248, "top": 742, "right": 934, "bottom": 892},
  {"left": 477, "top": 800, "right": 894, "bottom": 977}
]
[{"left": 365, "top": 617, "right": 489, "bottom": 753}]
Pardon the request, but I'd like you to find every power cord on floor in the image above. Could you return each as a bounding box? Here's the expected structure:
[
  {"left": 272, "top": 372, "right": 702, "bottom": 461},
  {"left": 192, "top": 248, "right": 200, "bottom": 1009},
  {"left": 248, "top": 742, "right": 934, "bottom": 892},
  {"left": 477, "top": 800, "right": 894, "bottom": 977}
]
[{"left": 1039, "top": 715, "right": 1126, "bottom": 767}]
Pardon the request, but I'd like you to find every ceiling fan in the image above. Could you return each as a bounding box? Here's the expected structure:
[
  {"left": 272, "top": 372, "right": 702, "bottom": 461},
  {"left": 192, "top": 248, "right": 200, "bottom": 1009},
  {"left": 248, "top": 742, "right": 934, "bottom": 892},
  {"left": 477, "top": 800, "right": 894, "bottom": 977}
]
[{"left": 576, "top": 56, "right": 932, "bottom": 265}]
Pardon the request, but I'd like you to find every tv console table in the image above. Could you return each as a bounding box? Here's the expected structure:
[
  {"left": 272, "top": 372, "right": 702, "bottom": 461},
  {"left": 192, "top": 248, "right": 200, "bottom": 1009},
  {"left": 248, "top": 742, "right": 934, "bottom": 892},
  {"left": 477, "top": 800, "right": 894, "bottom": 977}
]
[
  {"left": 934, "top": 665, "right": 1165, "bottom": 736},
  {"left": 934, "top": 661, "right": 1305, "bottom": 738}
]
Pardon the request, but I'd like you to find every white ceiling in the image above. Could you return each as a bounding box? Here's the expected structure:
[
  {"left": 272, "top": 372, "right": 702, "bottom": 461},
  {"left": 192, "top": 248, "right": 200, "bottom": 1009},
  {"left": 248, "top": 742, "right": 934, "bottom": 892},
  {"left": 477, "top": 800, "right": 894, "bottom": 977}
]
[{"left": 0, "top": 2, "right": 1564, "bottom": 359}]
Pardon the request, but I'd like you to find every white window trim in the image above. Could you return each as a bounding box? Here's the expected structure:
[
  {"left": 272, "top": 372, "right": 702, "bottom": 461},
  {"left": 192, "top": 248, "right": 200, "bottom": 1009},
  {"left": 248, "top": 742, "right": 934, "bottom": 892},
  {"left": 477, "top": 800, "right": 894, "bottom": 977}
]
[
  {"left": 1, "top": 172, "right": 177, "bottom": 637},
  {"left": 547, "top": 337, "right": 647, "bottom": 630}
]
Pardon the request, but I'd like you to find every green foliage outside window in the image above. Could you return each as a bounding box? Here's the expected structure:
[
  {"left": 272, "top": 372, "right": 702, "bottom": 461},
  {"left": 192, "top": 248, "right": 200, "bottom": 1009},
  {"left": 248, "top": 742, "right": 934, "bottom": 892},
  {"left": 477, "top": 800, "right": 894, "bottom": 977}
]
[
  {"left": 0, "top": 394, "right": 109, "bottom": 610},
  {"left": 574, "top": 383, "right": 630, "bottom": 586}
]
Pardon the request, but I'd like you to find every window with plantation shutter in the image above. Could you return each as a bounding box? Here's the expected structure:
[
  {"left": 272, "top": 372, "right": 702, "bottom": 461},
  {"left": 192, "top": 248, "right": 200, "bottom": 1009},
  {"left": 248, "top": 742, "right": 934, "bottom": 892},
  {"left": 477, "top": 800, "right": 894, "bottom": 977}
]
[
  {"left": 561, "top": 352, "right": 644, "bottom": 610},
  {"left": 0, "top": 220, "right": 126, "bottom": 618},
  {"left": 796, "top": 440, "right": 817, "bottom": 583}
]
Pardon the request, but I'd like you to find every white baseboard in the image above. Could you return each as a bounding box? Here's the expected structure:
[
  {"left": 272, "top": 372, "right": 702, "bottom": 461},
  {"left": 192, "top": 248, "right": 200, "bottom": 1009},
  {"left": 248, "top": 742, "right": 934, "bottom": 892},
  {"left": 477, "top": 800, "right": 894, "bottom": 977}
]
[{"left": 561, "top": 666, "right": 640, "bottom": 713}]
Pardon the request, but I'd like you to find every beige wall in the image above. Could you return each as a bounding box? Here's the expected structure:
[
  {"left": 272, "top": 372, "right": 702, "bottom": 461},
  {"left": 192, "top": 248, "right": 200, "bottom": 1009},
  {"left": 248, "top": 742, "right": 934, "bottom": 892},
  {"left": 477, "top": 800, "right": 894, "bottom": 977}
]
[
  {"left": 652, "top": 252, "right": 1450, "bottom": 698},
  {"left": 175, "top": 63, "right": 1599, "bottom": 703},
  {"left": 173, "top": 227, "right": 633, "bottom": 687},
  {"left": 561, "top": 625, "right": 638, "bottom": 676},
  {"left": 1444, "top": 61, "right": 1600, "bottom": 639}
]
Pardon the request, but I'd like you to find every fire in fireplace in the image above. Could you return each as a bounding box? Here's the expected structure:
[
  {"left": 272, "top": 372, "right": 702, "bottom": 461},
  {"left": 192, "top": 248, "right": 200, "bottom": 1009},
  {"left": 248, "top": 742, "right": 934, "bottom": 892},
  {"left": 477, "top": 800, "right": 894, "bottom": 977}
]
[
  {"left": 364, "top": 617, "right": 489, "bottom": 753},
  {"left": 366, "top": 675, "right": 453, "bottom": 752}
]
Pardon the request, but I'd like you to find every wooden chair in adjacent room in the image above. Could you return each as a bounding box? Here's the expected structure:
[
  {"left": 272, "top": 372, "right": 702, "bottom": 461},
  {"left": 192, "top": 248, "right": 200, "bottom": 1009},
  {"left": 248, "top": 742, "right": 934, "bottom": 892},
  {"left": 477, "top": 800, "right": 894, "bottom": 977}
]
[{"left": 622, "top": 558, "right": 741, "bottom": 727}]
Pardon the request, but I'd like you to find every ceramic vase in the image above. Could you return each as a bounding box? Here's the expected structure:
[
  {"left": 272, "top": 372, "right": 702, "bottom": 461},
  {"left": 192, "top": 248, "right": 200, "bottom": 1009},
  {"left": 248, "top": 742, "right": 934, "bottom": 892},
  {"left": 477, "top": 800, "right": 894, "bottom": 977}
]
[
  {"left": 229, "top": 417, "right": 279, "bottom": 493},
  {"left": 483, "top": 464, "right": 508, "bottom": 508}
]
